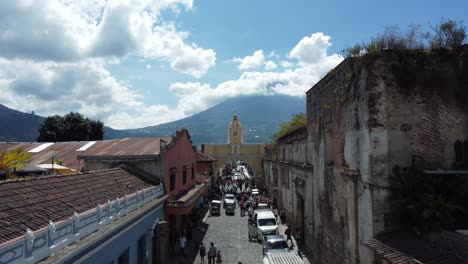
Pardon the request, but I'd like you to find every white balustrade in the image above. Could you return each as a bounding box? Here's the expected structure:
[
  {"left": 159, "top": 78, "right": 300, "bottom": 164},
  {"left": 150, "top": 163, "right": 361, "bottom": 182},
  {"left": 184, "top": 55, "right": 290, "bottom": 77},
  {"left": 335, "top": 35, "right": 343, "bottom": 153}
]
[{"left": 0, "top": 185, "right": 164, "bottom": 264}]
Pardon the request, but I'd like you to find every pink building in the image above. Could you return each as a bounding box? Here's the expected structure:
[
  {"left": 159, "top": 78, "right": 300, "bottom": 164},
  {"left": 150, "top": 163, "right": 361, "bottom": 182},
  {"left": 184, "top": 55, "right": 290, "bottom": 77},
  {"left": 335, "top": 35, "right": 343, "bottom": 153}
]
[{"left": 163, "top": 128, "right": 210, "bottom": 249}]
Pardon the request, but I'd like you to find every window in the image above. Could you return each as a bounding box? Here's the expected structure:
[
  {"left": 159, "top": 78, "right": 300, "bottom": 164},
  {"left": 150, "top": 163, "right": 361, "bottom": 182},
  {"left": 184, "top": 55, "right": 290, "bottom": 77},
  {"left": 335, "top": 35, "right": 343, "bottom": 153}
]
[
  {"left": 137, "top": 234, "right": 147, "bottom": 264},
  {"left": 170, "top": 173, "right": 175, "bottom": 191},
  {"left": 191, "top": 167, "right": 194, "bottom": 180},
  {"left": 183, "top": 168, "right": 187, "bottom": 185},
  {"left": 118, "top": 249, "right": 129, "bottom": 264}
]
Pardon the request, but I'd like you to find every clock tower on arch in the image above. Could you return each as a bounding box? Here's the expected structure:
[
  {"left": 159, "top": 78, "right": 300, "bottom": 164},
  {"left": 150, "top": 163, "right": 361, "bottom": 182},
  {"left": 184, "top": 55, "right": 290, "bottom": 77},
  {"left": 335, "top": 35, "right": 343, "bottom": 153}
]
[{"left": 228, "top": 114, "right": 243, "bottom": 145}]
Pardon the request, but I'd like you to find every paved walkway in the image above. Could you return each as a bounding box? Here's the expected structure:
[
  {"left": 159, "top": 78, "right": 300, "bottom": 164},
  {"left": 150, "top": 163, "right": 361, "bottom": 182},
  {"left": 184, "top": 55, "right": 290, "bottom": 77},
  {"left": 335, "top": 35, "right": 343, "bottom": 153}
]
[{"left": 167, "top": 205, "right": 311, "bottom": 264}]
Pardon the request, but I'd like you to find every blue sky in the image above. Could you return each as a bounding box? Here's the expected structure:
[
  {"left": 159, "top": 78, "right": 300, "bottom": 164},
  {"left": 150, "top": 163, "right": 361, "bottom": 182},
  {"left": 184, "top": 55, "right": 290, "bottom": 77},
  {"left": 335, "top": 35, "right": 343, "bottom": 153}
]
[{"left": 0, "top": 0, "right": 466, "bottom": 129}]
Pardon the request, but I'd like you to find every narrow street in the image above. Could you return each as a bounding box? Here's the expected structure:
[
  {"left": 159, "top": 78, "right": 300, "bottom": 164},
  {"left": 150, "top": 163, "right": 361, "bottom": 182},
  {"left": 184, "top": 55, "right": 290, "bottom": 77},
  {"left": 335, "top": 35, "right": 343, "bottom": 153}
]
[{"left": 194, "top": 206, "right": 264, "bottom": 264}]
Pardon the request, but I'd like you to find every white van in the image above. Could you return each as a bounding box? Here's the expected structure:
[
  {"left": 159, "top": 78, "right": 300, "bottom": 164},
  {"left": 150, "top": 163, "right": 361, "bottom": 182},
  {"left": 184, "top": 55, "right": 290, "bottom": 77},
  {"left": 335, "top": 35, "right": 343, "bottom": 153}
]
[{"left": 248, "top": 210, "right": 278, "bottom": 242}]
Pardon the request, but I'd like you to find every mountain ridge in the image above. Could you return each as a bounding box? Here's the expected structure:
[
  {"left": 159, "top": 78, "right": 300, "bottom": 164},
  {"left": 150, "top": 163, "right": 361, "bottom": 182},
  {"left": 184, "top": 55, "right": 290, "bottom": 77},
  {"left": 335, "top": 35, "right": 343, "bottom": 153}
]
[{"left": 1, "top": 95, "right": 306, "bottom": 144}]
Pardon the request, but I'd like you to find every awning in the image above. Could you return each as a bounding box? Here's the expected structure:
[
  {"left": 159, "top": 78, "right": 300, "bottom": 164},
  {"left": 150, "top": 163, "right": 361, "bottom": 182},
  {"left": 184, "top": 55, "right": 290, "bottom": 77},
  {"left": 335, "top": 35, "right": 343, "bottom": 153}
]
[{"left": 166, "top": 183, "right": 210, "bottom": 208}]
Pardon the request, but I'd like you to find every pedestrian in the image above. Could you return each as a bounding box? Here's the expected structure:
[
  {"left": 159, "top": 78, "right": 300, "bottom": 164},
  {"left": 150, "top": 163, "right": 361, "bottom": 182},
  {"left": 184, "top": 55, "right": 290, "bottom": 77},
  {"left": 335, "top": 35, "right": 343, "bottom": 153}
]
[
  {"left": 199, "top": 242, "right": 206, "bottom": 264},
  {"left": 295, "top": 228, "right": 302, "bottom": 245},
  {"left": 179, "top": 234, "right": 187, "bottom": 258},
  {"left": 240, "top": 199, "right": 244, "bottom": 216},
  {"left": 280, "top": 208, "right": 286, "bottom": 224},
  {"left": 248, "top": 206, "right": 254, "bottom": 219},
  {"left": 208, "top": 242, "right": 217, "bottom": 264},
  {"left": 273, "top": 208, "right": 278, "bottom": 221},
  {"left": 285, "top": 225, "right": 293, "bottom": 244},
  {"left": 216, "top": 250, "right": 223, "bottom": 263}
]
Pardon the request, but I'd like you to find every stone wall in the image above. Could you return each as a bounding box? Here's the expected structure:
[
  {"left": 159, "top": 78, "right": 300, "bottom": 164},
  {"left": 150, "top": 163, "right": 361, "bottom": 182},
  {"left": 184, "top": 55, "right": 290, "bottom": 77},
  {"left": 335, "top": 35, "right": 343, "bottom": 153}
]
[
  {"left": 305, "top": 49, "right": 468, "bottom": 264},
  {"left": 263, "top": 127, "right": 313, "bottom": 250}
]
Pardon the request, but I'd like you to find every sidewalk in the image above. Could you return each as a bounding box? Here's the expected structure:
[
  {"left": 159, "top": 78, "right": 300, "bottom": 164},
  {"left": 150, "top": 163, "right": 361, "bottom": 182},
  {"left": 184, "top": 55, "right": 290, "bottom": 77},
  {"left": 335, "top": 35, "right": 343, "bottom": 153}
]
[
  {"left": 277, "top": 223, "right": 311, "bottom": 264},
  {"left": 167, "top": 208, "right": 210, "bottom": 264}
]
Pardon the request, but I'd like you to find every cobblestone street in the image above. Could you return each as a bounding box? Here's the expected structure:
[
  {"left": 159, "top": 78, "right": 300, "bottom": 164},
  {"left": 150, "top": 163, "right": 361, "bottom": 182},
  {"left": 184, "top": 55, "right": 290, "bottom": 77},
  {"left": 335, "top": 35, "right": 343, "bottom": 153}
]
[{"left": 194, "top": 206, "right": 264, "bottom": 264}]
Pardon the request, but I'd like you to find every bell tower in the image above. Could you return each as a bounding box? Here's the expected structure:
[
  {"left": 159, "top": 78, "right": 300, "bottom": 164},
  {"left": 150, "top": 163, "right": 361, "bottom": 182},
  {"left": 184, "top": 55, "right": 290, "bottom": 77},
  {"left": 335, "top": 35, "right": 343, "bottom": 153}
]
[{"left": 228, "top": 114, "right": 243, "bottom": 145}]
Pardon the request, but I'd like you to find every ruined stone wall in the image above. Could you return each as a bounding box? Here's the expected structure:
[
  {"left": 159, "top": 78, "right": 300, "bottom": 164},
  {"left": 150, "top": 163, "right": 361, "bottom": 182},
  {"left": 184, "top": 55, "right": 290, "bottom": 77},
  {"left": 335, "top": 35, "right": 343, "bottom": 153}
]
[
  {"left": 307, "top": 58, "right": 368, "bottom": 264},
  {"left": 263, "top": 127, "right": 313, "bottom": 251},
  {"left": 305, "top": 50, "right": 468, "bottom": 264}
]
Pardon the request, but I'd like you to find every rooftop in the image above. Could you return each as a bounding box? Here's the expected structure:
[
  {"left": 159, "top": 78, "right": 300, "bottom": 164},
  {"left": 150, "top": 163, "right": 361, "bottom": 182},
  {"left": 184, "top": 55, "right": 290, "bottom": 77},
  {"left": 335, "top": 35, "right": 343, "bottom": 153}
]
[
  {"left": 0, "top": 167, "right": 158, "bottom": 244},
  {"left": 366, "top": 230, "right": 468, "bottom": 264},
  {"left": 0, "top": 137, "right": 172, "bottom": 170}
]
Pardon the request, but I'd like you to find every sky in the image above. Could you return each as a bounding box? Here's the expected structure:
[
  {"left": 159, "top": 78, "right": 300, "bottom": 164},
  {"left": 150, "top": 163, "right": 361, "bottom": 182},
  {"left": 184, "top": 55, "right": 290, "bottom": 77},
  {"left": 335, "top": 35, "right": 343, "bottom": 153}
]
[{"left": 0, "top": 0, "right": 466, "bottom": 129}]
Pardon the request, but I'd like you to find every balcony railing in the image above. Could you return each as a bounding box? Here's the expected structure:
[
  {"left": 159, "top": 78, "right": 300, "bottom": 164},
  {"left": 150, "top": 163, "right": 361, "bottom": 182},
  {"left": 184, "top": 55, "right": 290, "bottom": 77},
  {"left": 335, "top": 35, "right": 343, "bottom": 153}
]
[{"left": 0, "top": 185, "right": 164, "bottom": 264}]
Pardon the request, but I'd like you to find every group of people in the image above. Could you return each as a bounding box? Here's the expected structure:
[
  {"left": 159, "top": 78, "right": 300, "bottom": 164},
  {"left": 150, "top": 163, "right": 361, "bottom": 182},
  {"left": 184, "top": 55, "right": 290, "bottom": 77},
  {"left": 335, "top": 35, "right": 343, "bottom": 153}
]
[{"left": 199, "top": 241, "right": 223, "bottom": 264}]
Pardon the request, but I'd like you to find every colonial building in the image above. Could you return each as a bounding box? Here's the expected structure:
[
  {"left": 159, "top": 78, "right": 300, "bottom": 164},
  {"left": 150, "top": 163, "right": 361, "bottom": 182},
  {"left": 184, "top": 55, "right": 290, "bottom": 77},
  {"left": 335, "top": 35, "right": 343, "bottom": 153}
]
[
  {"left": 202, "top": 115, "right": 265, "bottom": 184},
  {"left": 263, "top": 126, "right": 312, "bottom": 244},
  {"left": 304, "top": 50, "right": 468, "bottom": 263},
  {"left": 0, "top": 167, "right": 166, "bottom": 264}
]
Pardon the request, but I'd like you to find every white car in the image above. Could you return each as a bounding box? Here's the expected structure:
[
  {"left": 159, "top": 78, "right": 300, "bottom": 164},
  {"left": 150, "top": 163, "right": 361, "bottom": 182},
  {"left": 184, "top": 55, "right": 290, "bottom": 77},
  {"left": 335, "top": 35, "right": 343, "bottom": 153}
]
[
  {"left": 248, "top": 210, "right": 278, "bottom": 242},
  {"left": 224, "top": 193, "right": 236, "bottom": 208}
]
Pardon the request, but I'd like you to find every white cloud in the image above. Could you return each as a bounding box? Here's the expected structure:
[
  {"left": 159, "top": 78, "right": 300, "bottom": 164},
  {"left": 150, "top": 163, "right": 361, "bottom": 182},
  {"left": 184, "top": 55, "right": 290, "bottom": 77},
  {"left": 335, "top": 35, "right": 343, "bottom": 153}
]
[
  {"left": 0, "top": 57, "right": 142, "bottom": 120},
  {"left": 289, "top": 32, "right": 331, "bottom": 64},
  {"left": 268, "top": 50, "right": 280, "bottom": 59},
  {"left": 0, "top": 0, "right": 343, "bottom": 131},
  {"left": 0, "top": 0, "right": 215, "bottom": 78},
  {"left": 280, "top": 61, "right": 295, "bottom": 68},
  {"left": 169, "top": 33, "right": 343, "bottom": 117},
  {"left": 233, "top": 50, "right": 265, "bottom": 70},
  {"left": 264, "top": 61, "right": 278, "bottom": 71}
]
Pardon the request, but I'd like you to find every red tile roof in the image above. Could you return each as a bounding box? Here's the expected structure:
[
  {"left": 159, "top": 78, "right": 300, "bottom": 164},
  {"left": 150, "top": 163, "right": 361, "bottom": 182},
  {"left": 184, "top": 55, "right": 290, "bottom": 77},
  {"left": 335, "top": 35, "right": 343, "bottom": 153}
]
[{"left": 0, "top": 167, "right": 156, "bottom": 244}]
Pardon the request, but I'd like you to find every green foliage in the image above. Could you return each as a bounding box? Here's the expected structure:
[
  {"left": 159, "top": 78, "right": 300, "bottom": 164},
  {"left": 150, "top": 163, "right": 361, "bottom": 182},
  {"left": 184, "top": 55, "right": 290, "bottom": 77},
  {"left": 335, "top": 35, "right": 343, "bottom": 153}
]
[
  {"left": 391, "top": 166, "right": 466, "bottom": 231},
  {"left": 37, "top": 112, "right": 104, "bottom": 142},
  {"left": 340, "top": 20, "right": 466, "bottom": 58},
  {"left": 428, "top": 19, "right": 467, "bottom": 50},
  {"left": 272, "top": 113, "right": 306, "bottom": 142},
  {"left": 340, "top": 44, "right": 363, "bottom": 58},
  {"left": 0, "top": 148, "right": 32, "bottom": 179}
]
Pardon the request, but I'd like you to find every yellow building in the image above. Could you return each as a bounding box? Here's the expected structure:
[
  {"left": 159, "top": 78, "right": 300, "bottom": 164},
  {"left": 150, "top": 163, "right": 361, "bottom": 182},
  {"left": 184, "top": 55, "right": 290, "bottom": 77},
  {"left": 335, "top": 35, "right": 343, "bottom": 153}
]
[{"left": 202, "top": 114, "right": 265, "bottom": 183}]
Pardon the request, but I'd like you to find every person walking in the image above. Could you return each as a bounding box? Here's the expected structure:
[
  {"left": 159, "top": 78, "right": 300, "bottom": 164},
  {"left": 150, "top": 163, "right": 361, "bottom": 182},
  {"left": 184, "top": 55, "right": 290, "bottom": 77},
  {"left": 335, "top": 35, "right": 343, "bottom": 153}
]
[
  {"left": 273, "top": 208, "right": 278, "bottom": 222},
  {"left": 285, "top": 225, "right": 293, "bottom": 244},
  {"left": 216, "top": 250, "right": 223, "bottom": 263},
  {"left": 208, "top": 242, "right": 217, "bottom": 264},
  {"left": 239, "top": 199, "right": 244, "bottom": 217},
  {"left": 280, "top": 208, "right": 286, "bottom": 224},
  {"left": 179, "top": 234, "right": 187, "bottom": 258},
  {"left": 199, "top": 242, "right": 206, "bottom": 264}
]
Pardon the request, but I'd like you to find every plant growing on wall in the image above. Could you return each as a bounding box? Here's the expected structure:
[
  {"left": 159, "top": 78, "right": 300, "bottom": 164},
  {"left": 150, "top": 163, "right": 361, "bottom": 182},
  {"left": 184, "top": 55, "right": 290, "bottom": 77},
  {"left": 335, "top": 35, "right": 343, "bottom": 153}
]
[
  {"left": 271, "top": 113, "right": 306, "bottom": 142},
  {"left": 390, "top": 166, "right": 466, "bottom": 233}
]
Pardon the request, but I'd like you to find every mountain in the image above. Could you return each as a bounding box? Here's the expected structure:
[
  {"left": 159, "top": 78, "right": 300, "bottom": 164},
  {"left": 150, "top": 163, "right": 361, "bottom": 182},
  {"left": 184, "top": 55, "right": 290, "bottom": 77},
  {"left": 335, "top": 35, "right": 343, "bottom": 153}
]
[
  {"left": 0, "top": 95, "right": 306, "bottom": 143},
  {"left": 105, "top": 95, "right": 306, "bottom": 144},
  {"left": 0, "top": 104, "right": 45, "bottom": 142}
]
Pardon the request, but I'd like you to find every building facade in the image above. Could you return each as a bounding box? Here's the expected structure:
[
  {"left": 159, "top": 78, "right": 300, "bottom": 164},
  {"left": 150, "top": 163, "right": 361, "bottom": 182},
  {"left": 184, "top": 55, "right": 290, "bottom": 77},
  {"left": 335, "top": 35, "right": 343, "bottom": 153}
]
[
  {"left": 304, "top": 50, "right": 468, "bottom": 263},
  {"left": 0, "top": 167, "right": 166, "bottom": 264}
]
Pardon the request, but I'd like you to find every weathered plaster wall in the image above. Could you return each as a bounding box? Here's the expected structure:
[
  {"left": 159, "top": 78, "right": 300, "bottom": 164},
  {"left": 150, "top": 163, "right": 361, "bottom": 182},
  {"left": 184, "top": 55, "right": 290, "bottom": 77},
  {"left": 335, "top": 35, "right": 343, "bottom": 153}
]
[
  {"left": 305, "top": 50, "right": 468, "bottom": 264},
  {"left": 263, "top": 127, "right": 313, "bottom": 251}
]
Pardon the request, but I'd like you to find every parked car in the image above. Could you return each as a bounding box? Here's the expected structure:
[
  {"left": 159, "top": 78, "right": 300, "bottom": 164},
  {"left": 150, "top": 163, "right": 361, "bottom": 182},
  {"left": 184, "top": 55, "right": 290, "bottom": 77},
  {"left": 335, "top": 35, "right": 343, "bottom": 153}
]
[
  {"left": 225, "top": 200, "right": 236, "bottom": 215},
  {"left": 263, "top": 251, "right": 304, "bottom": 264},
  {"left": 210, "top": 200, "right": 221, "bottom": 216},
  {"left": 262, "top": 235, "right": 289, "bottom": 255},
  {"left": 224, "top": 193, "right": 236, "bottom": 208},
  {"left": 248, "top": 210, "right": 278, "bottom": 242},
  {"left": 256, "top": 203, "right": 270, "bottom": 211}
]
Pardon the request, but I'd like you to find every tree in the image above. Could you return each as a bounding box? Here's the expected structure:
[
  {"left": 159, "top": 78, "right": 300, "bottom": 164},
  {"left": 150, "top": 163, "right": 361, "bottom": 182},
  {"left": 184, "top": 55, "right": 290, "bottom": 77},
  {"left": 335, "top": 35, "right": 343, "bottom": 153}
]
[
  {"left": 37, "top": 112, "right": 104, "bottom": 142},
  {"left": 0, "top": 148, "right": 32, "bottom": 179},
  {"left": 428, "top": 19, "right": 467, "bottom": 50},
  {"left": 272, "top": 113, "right": 307, "bottom": 141}
]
